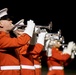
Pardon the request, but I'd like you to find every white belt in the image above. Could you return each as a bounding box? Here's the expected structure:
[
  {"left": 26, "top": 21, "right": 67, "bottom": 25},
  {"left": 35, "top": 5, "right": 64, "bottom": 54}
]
[
  {"left": 21, "top": 65, "right": 35, "bottom": 70},
  {"left": 49, "top": 66, "right": 64, "bottom": 70},
  {"left": 0, "top": 66, "right": 20, "bottom": 70},
  {"left": 34, "top": 65, "right": 41, "bottom": 68}
]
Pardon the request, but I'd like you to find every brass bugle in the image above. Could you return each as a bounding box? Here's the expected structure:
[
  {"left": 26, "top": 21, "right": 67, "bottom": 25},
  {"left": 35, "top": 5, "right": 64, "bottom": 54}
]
[
  {"left": 11, "top": 19, "right": 26, "bottom": 31},
  {"left": 12, "top": 19, "right": 52, "bottom": 30},
  {"left": 35, "top": 21, "right": 53, "bottom": 30}
]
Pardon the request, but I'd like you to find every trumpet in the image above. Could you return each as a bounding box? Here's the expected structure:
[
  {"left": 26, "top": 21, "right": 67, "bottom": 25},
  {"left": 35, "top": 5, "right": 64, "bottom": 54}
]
[
  {"left": 11, "top": 19, "right": 25, "bottom": 31},
  {"left": 35, "top": 21, "right": 52, "bottom": 30},
  {"left": 45, "top": 29, "right": 62, "bottom": 40},
  {"left": 61, "top": 44, "right": 67, "bottom": 48},
  {"left": 12, "top": 21, "right": 53, "bottom": 31},
  {"left": 35, "top": 22, "right": 52, "bottom": 34}
]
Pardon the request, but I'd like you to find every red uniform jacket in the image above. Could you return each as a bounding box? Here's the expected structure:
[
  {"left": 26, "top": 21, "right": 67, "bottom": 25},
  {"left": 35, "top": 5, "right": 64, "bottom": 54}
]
[
  {"left": 47, "top": 47, "right": 71, "bottom": 68},
  {"left": 31, "top": 44, "right": 43, "bottom": 75},
  {"left": 47, "top": 47, "right": 71, "bottom": 75},
  {"left": 0, "top": 31, "right": 31, "bottom": 48},
  {"left": 0, "top": 31, "right": 31, "bottom": 75},
  {"left": 15, "top": 43, "right": 43, "bottom": 75}
]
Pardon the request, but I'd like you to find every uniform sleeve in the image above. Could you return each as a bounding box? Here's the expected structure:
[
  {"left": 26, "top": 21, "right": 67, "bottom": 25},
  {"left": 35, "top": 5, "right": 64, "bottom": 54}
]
[
  {"left": 30, "top": 43, "right": 43, "bottom": 54},
  {"left": 15, "top": 43, "right": 29, "bottom": 55},
  {"left": 64, "top": 58, "right": 73, "bottom": 66},
  {"left": 0, "top": 34, "right": 31, "bottom": 48},
  {"left": 52, "top": 48, "right": 70, "bottom": 61}
]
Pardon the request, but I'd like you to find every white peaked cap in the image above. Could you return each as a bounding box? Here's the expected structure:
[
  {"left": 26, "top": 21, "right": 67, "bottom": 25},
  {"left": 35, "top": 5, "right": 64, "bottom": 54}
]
[
  {"left": 0, "top": 8, "right": 8, "bottom": 18},
  {"left": 15, "top": 19, "right": 24, "bottom": 25}
]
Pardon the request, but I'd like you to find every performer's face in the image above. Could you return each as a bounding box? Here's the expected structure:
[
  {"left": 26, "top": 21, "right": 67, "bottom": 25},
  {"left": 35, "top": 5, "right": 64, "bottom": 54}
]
[
  {"left": 0, "top": 20, "right": 14, "bottom": 32},
  {"left": 53, "top": 40, "right": 61, "bottom": 48}
]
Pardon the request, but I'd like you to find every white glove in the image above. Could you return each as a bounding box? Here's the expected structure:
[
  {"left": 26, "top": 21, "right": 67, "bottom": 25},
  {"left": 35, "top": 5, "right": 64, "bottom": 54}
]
[
  {"left": 45, "top": 40, "right": 50, "bottom": 51},
  {"left": 46, "top": 48, "right": 52, "bottom": 57},
  {"left": 67, "top": 41, "right": 75, "bottom": 55},
  {"left": 62, "top": 47, "right": 68, "bottom": 54},
  {"left": 71, "top": 51, "right": 75, "bottom": 59},
  {"left": 37, "top": 30, "right": 47, "bottom": 45},
  {"left": 67, "top": 41, "right": 75, "bottom": 49},
  {"left": 23, "top": 20, "right": 35, "bottom": 37}
]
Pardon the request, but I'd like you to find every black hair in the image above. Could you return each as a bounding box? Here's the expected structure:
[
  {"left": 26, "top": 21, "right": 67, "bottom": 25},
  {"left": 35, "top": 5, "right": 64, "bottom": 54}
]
[{"left": 0, "top": 15, "right": 14, "bottom": 21}]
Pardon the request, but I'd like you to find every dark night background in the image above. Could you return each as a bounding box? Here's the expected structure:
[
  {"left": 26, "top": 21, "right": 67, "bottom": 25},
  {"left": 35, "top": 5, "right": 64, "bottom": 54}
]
[{"left": 0, "top": 0, "right": 76, "bottom": 75}]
